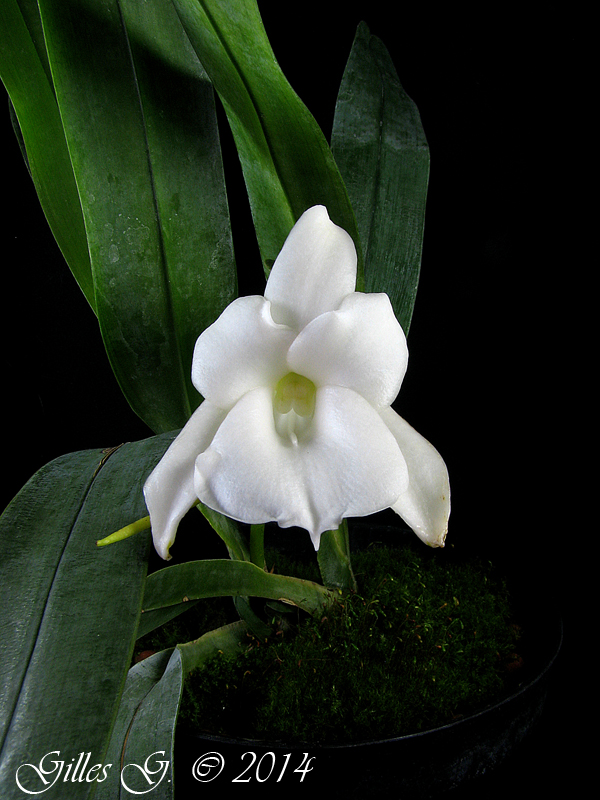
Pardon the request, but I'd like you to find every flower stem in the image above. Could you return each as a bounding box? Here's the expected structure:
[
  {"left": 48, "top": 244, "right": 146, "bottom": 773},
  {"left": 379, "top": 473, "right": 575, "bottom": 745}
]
[
  {"left": 317, "top": 520, "right": 357, "bottom": 592},
  {"left": 250, "top": 523, "right": 265, "bottom": 568}
]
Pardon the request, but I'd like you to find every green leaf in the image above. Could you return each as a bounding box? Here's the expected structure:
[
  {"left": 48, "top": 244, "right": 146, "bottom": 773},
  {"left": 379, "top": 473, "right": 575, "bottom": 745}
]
[
  {"left": 136, "top": 600, "right": 198, "bottom": 640},
  {"left": 0, "top": 0, "right": 94, "bottom": 309},
  {"left": 95, "top": 649, "right": 179, "bottom": 800},
  {"left": 171, "top": 0, "right": 362, "bottom": 282},
  {"left": 98, "top": 622, "right": 249, "bottom": 798},
  {"left": 143, "top": 559, "right": 334, "bottom": 617},
  {"left": 332, "top": 22, "right": 430, "bottom": 333},
  {"left": 0, "top": 432, "right": 175, "bottom": 798},
  {"left": 136, "top": 501, "right": 262, "bottom": 639},
  {"left": 36, "top": 0, "right": 236, "bottom": 432},
  {"left": 177, "top": 619, "right": 250, "bottom": 675}
]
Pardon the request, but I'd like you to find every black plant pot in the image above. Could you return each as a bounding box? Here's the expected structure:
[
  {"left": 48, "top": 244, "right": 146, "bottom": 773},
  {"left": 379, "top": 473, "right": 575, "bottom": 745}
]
[{"left": 174, "top": 529, "right": 562, "bottom": 798}]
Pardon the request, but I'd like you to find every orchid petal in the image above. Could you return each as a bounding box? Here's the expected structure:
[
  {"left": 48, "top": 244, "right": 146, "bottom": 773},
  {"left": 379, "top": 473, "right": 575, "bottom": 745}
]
[
  {"left": 194, "top": 385, "right": 408, "bottom": 547},
  {"left": 191, "top": 295, "right": 295, "bottom": 408},
  {"left": 287, "top": 291, "right": 408, "bottom": 408},
  {"left": 264, "top": 206, "right": 357, "bottom": 330},
  {"left": 143, "top": 400, "right": 226, "bottom": 559},
  {"left": 380, "top": 407, "right": 450, "bottom": 547}
]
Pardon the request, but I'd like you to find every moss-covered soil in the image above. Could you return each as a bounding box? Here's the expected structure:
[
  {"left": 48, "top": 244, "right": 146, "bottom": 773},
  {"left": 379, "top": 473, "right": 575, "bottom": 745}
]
[{"left": 136, "top": 538, "right": 523, "bottom": 745}]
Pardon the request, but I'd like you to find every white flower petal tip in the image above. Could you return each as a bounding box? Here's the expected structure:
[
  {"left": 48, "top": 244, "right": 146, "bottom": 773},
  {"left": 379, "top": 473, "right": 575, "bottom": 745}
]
[
  {"left": 380, "top": 407, "right": 451, "bottom": 548},
  {"left": 144, "top": 205, "right": 450, "bottom": 556},
  {"left": 415, "top": 519, "right": 449, "bottom": 549},
  {"left": 308, "top": 530, "right": 322, "bottom": 551}
]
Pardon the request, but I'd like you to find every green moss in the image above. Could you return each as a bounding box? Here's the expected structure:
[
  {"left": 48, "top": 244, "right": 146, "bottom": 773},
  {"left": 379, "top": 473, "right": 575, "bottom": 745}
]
[{"left": 150, "top": 541, "right": 521, "bottom": 745}]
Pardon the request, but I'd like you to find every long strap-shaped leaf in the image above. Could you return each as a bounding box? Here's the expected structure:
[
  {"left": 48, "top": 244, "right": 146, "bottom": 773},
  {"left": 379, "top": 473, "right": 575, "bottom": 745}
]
[
  {"left": 37, "top": 0, "right": 236, "bottom": 433},
  {"left": 0, "top": 0, "right": 94, "bottom": 308},
  {"left": 171, "top": 0, "right": 362, "bottom": 283},
  {"left": 95, "top": 649, "right": 179, "bottom": 800},
  {"left": 97, "top": 623, "right": 248, "bottom": 799},
  {"left": 0, "top": 432, "right": 176, "bottom": 798},
  {"left": 143, "top": 559, "right": 334, "bottom": 616},
  {"left": 332, "top": 23, "right": 430, "bottom": 334}
]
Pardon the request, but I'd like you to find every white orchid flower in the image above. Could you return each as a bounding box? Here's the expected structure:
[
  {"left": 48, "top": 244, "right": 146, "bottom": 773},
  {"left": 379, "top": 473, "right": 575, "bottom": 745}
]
[{"left": 144, "top": 205, "right": 450, "bottom": 560}]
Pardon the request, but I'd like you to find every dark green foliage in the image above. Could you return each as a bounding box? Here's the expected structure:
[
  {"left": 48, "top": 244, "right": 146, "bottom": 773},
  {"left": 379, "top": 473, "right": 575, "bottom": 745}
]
[
  {"left": 135, "top": 596, "right": 233, "bottom": 659},
  {"left": 164, "top": 542, "right": 521, "bottom": 745}
]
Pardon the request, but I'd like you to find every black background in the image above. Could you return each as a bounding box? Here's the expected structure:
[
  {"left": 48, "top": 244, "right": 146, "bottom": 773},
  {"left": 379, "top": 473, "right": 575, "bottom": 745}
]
[{"left": 2, "top": 3, "right": 584, "bottom": 796}]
